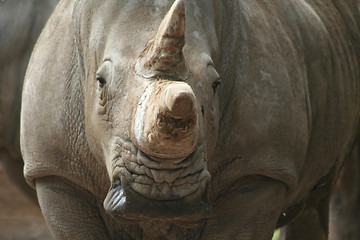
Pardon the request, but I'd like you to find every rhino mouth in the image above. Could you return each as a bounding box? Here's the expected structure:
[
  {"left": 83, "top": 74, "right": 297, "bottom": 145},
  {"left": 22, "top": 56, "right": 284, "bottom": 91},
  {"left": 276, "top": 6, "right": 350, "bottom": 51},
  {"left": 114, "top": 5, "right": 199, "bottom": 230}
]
[{"left": 103, "top": 138, "right": 212, "bottom": 223}]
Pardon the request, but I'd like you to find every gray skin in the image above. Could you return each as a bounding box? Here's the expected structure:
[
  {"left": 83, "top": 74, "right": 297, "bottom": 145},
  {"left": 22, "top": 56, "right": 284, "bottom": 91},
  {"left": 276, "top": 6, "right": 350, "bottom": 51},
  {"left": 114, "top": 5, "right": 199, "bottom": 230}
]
[
  {"left": 329, "top": 138, "right": 360, "bottom": 240},
  {"left": 21, "top": 0, "right": 360, "bottom": 239},
  {"left": 0, "top": 0, "right": 58, "bottom": 203}
]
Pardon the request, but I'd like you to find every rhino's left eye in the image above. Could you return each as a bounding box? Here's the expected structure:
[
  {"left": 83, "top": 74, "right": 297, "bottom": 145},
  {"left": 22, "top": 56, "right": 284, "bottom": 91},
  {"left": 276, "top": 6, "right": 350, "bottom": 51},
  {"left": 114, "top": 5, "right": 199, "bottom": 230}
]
[
  {"left": 212, "top": 79, "right": 221, "bottom": 93},
  {"left": 96, "top": 75, "right": 106, "bottom": 88}
]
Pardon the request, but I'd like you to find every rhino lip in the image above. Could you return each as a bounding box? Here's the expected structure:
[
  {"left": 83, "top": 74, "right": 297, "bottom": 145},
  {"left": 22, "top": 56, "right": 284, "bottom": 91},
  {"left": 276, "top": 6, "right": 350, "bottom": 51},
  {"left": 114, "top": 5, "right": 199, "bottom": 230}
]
[{"left": 103, "top": 138, "right": 212, "bottom": 223}]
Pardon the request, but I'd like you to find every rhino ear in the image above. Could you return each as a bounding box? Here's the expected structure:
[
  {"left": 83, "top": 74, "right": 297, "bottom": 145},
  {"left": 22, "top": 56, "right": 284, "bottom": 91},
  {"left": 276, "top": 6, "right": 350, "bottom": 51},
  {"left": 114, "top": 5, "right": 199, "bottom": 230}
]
[{"left": 135, "top": 0, "right": 189, "bottom": 80}]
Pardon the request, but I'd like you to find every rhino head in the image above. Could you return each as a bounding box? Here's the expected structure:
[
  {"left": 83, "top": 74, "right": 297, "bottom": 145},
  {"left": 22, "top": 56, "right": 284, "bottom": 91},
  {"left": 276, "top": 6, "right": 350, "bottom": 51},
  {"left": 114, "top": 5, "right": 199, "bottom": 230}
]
[{"left": 83, "top": 0, "right": 220, "bottom": 225}]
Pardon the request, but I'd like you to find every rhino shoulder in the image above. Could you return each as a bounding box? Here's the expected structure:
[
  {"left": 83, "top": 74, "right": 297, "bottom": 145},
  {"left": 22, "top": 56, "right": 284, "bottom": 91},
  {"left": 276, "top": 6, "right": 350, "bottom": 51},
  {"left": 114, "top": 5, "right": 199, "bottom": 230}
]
[{"left": 21, "top": 0, "right": 99, "bottom": 191}]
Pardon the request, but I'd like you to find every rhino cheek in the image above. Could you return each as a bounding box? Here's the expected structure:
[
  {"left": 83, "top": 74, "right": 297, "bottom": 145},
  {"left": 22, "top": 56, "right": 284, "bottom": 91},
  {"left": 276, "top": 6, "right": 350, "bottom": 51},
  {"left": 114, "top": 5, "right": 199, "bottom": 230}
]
[
  {"left": 205, "top": 97, "right": 219, "bottom": 157},
  {"left": 84, "top": 87, "right": 117, "bottom": 170},
  {"left": 192, "top": 90, "right": 219, "bottom": 160},
  {"left": 84, "top": 113, "right": 105, "bottom": 165}
]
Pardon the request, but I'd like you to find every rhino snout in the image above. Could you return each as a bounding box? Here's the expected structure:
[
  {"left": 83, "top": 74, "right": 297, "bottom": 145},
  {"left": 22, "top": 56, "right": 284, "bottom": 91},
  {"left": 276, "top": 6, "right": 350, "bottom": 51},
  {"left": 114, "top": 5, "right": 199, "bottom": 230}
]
[{"left": 133, "top": 81, "right": 199, "bottom": 160}]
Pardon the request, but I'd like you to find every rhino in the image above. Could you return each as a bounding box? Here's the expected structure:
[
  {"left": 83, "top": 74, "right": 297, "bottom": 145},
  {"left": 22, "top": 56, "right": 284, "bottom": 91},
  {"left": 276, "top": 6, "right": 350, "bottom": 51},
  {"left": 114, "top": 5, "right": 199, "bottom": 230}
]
[
  {"left": 0, "top": 0, "right": 58, "bottom": 202},
  {"left": 21, "top": 0, "right": 360, "bottom": 239}
]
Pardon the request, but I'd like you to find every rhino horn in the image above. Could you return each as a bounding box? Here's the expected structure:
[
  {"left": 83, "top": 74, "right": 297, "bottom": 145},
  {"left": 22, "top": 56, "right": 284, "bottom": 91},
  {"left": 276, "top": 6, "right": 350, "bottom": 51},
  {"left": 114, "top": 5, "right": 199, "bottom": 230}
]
[{"left": 135, "top": 0, "right": 189, "bottom": 80}]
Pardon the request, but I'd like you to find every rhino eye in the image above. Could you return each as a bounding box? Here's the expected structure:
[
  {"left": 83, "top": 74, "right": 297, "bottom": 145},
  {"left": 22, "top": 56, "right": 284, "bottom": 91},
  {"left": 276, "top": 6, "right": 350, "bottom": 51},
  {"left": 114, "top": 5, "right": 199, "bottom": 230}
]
[
  {"left": 96, "top": 60, "right": 113, "bottom": 89},
  {"left": 212, "top": 79, "right": 221, "bottom": 93},
  {"left": 96, "top": 75, "right": 106, "bottom": 88}
]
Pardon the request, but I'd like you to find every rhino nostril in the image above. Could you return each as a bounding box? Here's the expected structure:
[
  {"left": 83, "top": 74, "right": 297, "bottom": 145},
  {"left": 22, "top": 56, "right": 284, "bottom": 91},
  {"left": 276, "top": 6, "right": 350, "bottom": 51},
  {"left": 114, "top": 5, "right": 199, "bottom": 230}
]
[{"left": 165, "top": 84, "right": 196, "bottom": 119}]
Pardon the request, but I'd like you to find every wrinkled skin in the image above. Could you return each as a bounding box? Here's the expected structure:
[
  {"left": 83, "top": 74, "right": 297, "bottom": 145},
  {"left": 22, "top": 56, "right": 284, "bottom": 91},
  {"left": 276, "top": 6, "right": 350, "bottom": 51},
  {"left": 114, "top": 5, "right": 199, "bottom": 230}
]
[
  {"left": 0, "top": 0, "right": 58, "bottom": 202},
  {"left": 21, "top": 0, "right": 360, "bottom": 239}
]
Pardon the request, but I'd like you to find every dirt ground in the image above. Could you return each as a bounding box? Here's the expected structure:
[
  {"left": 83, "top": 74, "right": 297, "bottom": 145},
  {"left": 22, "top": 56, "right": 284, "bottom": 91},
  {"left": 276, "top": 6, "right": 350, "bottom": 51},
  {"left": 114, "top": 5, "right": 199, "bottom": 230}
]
[{"left": 0, "top": 165, "right": 52, "bottom": 240}]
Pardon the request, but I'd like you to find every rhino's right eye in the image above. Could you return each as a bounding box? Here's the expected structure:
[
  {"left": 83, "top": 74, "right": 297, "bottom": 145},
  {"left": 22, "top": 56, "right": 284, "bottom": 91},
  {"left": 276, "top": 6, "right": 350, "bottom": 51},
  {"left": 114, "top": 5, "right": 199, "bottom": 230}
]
[
  {"left": 96, "top": 60, "right": 113, "bottom": 89},
  {"left": 96, "top": 75, "right": 106, "bottom": 88}
]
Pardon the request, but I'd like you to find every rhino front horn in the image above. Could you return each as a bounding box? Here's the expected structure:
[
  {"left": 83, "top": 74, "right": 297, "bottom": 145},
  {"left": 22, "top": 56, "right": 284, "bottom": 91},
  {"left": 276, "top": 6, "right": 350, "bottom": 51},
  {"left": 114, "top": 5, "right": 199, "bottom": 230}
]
[{"left": 135, "top": 0, "right": 189, "bottom": 80}]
